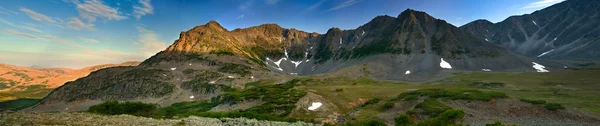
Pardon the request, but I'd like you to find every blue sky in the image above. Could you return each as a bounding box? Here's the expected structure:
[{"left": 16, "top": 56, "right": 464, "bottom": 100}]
[{"left": 0, "top": 0, "right": 564, "bottom": 68}]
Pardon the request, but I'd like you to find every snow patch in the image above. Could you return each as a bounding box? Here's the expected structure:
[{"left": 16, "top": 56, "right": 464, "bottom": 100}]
[
  {"left": 482, "top": 69, "right": 492, "bottom": 72},
  {"left": 189, "top": 96, "right": 195, "bottom": 99},
  {"left": 485, "top": 38, "right": 488, "bottom": 42},
  {"left": 440, "top": 58, "right": 452, "bottom": 69},
  {"left": 537, "top": 49, "right": 555, "bottom": 57},
  {"left": 291, "top": 60, "right": 302, "bottom": 68},
  {"left": 532, "top": 62, "right": 549, "bottom": 72},
  {"left": 227, "top": 76, "right": 235, "bottom": 78},
  {"left": 170, "top": 67, "right": 176, "bottom": 71},
  {"left": 308, "top": 102, "right": 323, "bottom": 111},
  {"left": 305, "top": 59, "right": 310, "bottom": 62},
  {"left": 362, "top": 30, "right": 365, "bottom": 36},
  {"left": 532, "top": 20, "right": 537, "bottom": 25},
  {"left": 405, "top": 70, "right": 411, "bottom": 75},
  {"left": 284, "top": 49, "right": 289, "bottom": 58},
  {"left": 250, "top": 76, "right": 254, "bottom": 79},
  {"left": 553, "top": 37, "right": 557, "bottom": 41},
  {"left": 209, "top": 80, "right": 216, "bottom": 84},
  {"left": 290, "top": 73, "right": 298, "bottom": 75},
  {"left": 340, "top": 38, "right": 343, "bottom": 45},
  {"left": 189, "top": 63, "right": 192, "bottom": 66}
]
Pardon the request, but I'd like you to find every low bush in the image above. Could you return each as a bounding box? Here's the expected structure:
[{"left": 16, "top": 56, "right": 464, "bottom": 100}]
[
  {"left": 382, "top": 102, "right": 394, "bottom": 110},
  {"left": 335, "top": 88, "right": 344, "bottom": 92},
  {"left": 394, "top": 114, "right": 413, "bottom": 126},
  {"left": 417, "top": 109, "right": 464, "bottom": 126},
  {"left": 394, "top": 88, "right": 507, "bottom": 102},
  {"left": 361, "top": 98, "right": 382, "bottom": 107},
  {"left": 468, "top": 82, "right": 505, "bottom": 88},
  {"left": 519, "top": 98, "right": 546, "bottom": 105},
  {"left": 360, "top": 120, "right": 387, "bottom": 126},
  {"left": 218, "top": 63, "right": 251, "bottom": 77},
  {"left": 87, "top": 100, "right": 158, "bottom": 117},
  {"left": 415, "top": 99, "right": 452, "bottom": 117},
  {"left": 544, "top": 103, "right": 565, "bottom": 111}
]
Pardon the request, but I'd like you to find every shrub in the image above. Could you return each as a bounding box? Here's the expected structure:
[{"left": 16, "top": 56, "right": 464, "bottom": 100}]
[
  {"left": 394, "top": 89, "right": 507, "bottom": 102},
  {"left": 415, "top": 99, "right": 452, "bottom": 117},
  {"left": 417, "top": 109, "right": 464, "bottom": 126},
  {"left": 394, "top": 114, "right": 413, "bottom": 126},
  {"left": 469, "top": 82, "right": 505, "bottom": 88},
  {"left": 218, "top": 63, "right": 251, "bottom": 77},
  {"left": 335, "top": 88, "right": 344, "bottom": 92},
  {"left": 519, "top": 98, "right": 546, "bottom": 105},
  {"left": 361, "top": 98, "right": 382, "bottom": 107},
  {"left": 182, "top": 69, "right": 198, "bottom": 75},
  {"left": 360, "top": 120, "right": 387, "bottom": 126},
  {"left": 382, "top": 102, "right": 395, "bottom": 110},
  {"left": 544, "top": 103, "right": 565, "bottom": 111},
  {"left": 209, "top": 50, "right": 235, "bottom": 56},
  {"left": 87, "top": 100, "right": 158, "bottom": 117}
]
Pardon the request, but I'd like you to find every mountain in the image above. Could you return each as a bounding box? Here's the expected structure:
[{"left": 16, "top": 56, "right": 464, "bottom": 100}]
[
  {"left": 29, "top": 9, "right": 559, "bottom": 112},
  {"left": 460, "top": 0, "right": 600, "bottom": 61},
  {"left": 0, "top": 61, "right": 140, "bottom": 101}
]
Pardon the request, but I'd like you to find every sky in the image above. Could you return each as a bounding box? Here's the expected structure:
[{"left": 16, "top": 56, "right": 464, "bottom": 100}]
[{"left": 0, "top": 0, "right": 565, "bottom": 69}]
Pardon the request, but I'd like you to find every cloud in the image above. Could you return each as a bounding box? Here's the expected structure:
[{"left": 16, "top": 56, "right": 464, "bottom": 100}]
[
  {"left": 19, "top": 7, "right": 56, "bottom": 23},
  {"left": 0, "top": 6, "right": 19, "bottom": 15},
  {"left": 0, "top": 50, "right": 148, "bottom": 69},
  {"left": 66, "top": 17, "right": 95, "bottom": 31},
  {"left": 133, "top": 0, "right": 154, "bottom": 20},
  {"left": 5, "top": 29, "right": 39, "bottom": 39},
  {"left": 136, "top": 26, "right": 166, "bottom": 54},
  {"left": 44, "top": 35, "right": 84, "bottom": 48},
  {"left": 236, "top": 15, "right": 245, "bottom": 20},
  {"left": 71, "top": 0, "right": 127, "bottom": 22},
  {"left": 325, "top": 0, "right": 360, "bottom": 12},
  {"left": 22, "top": 26, "right": 43, "bottom": 33},
  {"left": 80, "top": 37, "right": 100, "bottom": 43},
  {"left": 304, "top": 0, "right": 326, "bottom": 12},
  {"left": 0, "top": 18, "right": 15, "bottom": 26},
  {"left": 265, "top": 0, "right": 279, "bottom": 4},
  {"left": 239, "top": 0, "right": 252, "bottom": 10},
  {"left": 522, "top": 0, "right": 564, "bottom": 9}
]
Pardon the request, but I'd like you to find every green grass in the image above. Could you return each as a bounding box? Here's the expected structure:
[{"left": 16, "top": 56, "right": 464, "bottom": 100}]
[
  {"left": 544, "top": 103, "right": 565, "bottom": 111},
  {"left": 417, "top": 109, "right": 464, "bottom": 126},
  {"left": 393, "top": 88, "right": 508, "bottom": 102},
  {"left": 394, "top": 114, "right": 413, "bottom": 126},
  {"left": 0, "top": 98, "right": 39, "bottom": 111},
  {"left": 468, "top": 82, "right": 505, "bottom": 88}
]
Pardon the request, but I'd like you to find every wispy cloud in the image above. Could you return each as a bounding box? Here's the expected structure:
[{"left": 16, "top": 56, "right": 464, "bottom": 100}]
[
  {"left": 0, "top": 6, "right": 19, "bottom": 15},
  {"left": 19, "top": 7, "right": 56, "bottom": 23},
  {"left": 522, "top": 0, "right": 564, "bottom": 9},
  {"left": 239, "top": 0, "right": 253, "bottom": 10},
  {"left": 325, "top": 0, "right": 360, "bottom": 12},
  {"left": 80, "top": 37, "right": 100, "bottom": 43},
  {"left": 5, "top": 29, "right": 39, "bottom": 39},
  {"left": 44, "top": 35, "right": 84, "bottom": 48},
  {"left": 66, "top": 17, "right": 95, "bottom": 31},
  {"left": 236, "top": 15, "right": 245, "bottom": 20},
  {"left": 303, "top": 0, "right": 326, "bottom": 13},
  {"left": 22, "top": 26, "right": 43, "bottom": 33},
  {"left": 265, "top": 0, "right": 279, "bottom": 4},
  {"left": 136, "top": 26, "right": 166, "bottom": 55},
  {"left": 133, "top": 0, "right": 154, "bottom": 20},
  {"left": 70, "top": 0, "right": 127, "bottom": 22},
  {"left": 0, "top": 18, "right": 15, "bottom": 26}
]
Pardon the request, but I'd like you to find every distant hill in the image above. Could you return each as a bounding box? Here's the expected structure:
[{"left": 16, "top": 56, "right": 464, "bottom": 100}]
[{"left": 0, "top": 61, "right": 140, "bottom": 101}]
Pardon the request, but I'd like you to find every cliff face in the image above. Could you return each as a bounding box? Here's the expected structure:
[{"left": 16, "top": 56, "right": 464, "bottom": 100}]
[{"left": 461, "top": 0, "right": 600, "bottom": 61}]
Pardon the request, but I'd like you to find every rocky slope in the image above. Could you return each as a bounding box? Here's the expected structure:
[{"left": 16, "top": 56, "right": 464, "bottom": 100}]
[
  {"left": 460, "top": 0, "right": 600, "bottom": 61},
  {"left": 0, "top": 61, "right": 139, "bottom": 101}
]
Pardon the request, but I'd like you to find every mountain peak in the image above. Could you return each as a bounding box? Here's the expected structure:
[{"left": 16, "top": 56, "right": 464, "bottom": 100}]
[
  {"left": 398, "top": 8, "right": 433, "bottom": 20},
  {"left": 194, "top": 20, "right": 226, "bottom": 31}
]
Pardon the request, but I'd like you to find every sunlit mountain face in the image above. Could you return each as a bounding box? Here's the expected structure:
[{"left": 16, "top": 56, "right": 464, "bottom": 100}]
[{"left": 3, "top": 0, "right": 600, "bottom": 126}]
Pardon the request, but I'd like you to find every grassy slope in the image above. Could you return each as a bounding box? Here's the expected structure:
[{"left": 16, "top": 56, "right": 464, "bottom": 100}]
[{"left": 293, "top": 69, "right": 600, "bottom": 124}]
